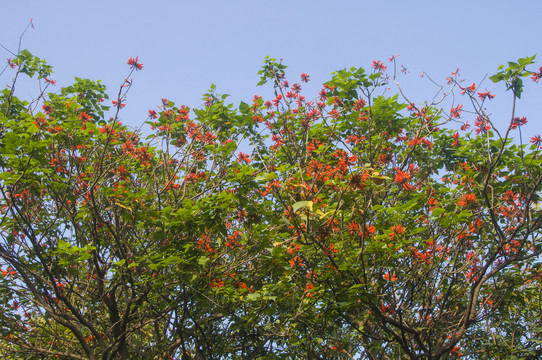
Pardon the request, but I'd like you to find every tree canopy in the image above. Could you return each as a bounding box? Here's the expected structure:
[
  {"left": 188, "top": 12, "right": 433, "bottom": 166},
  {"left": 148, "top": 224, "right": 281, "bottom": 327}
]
[{"left": 1, "top": 49, "right": 542, "bottom": 359}]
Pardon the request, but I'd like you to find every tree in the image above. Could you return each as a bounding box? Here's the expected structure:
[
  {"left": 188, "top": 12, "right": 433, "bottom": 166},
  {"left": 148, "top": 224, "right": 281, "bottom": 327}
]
[{"left": 0, "top": 44, "right": 541, "bottom": 359}]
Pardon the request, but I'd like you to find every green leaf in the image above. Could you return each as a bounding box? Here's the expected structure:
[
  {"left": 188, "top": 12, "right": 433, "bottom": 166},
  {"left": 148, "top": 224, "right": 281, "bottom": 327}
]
[
  {"left": 245, "top": 292, "right": 262, "bottom": 301},
  {"left": 79, "top": 252, "right": 92, "bottom": 261},
  {"left": 431, "top": 208, "right": 445, "bottom": 217},
  {"left": 115, "top": 259, "right": 126, "bottom": 266},
  {"left": 255, "top": 172, "right": 277, "bottom": 182},
  {"left": 239, "top": 101, "right": 250, "bottom": 113},
  {"left": 489, "top": 73, "right": 504, "bottom": 83},
  {"left": 198, "top": 256, "right": 210, "bottom": 265}
]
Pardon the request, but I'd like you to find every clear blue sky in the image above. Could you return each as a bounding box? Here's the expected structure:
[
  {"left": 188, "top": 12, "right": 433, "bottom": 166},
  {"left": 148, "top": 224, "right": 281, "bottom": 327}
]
[{"left": 1, "top": 0, "right": 541, "bottom": 136}]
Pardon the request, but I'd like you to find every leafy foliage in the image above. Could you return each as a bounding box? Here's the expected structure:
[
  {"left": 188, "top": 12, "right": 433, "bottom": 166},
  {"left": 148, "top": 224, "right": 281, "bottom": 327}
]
[{"left": 1, "top": 50, "right": 541, "bottom": 359}]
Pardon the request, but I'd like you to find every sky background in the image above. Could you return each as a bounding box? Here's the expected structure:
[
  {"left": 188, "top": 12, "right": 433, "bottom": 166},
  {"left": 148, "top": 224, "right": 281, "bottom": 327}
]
[{"left": 1, "top": 0, "right": 541, "bottom": 137}]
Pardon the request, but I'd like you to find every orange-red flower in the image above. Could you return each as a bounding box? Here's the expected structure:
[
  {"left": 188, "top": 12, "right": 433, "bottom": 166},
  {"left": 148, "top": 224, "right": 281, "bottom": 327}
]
[
  {"left": 388, "top": 225, "right": 405, "bottom": 240},
  {"left": 347, "top": 221, "right": 359, "bottom": 235},
  {"left": 289, "top": 256, "right": 304, "bottom": 268},
  {"left": 394, "top": 169, "right": 414, "bottom": 191},
  {"left": 450, "top": 104, "right": 463, "bottom": 118},
  {"left": 531, "top": 135, "right": 542, "bottom": 146},
  {"left": 457, "top": 193, "right": 476, "bottom": 207},
  {"left": 127, "top": 56, "right": 143, "bottom": 71},
  {"left": 460, "top": 82, "right": 476, "bottom": 95},
  {"left": 383, "top": 272, "right": 398, "bottom": 282},
  {"left": 371, "top": 60, "right": 387, "bottom": 72},
  {"left": 477, "top": 89, "right": 495, "bottom": 100},
  {"left": 531, "top": 66, "right": 542, "bottom": 82},
  {"left": 237, "top": 152, "right": 251, "bottom": 164},
  {"left": 510, "top": 116, "right": 527, "bottom": 130},
  {"left": 305, "top": 282, "right": 314, "bottom": 298}
]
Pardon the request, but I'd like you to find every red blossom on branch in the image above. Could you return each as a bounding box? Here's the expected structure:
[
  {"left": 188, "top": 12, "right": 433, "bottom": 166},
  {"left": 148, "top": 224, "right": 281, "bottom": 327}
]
[
  {"left": 289, "top": 256, "right": 304, "bottom": 268},
  {"left": 530, "top": 135, "right": 542, "bottom": 146},
  {"left": 510, "top": 116, "right": 527, "bottom": 129},
  {"left": 450, "top": 104, "right": 463, "bottom": 118},
  {"left": 383, "top": 272, "right": 398, "bottom": 282},
  {"left": 237, "top": 152, "right": 251, "bottom": 164},
  {"left": 127, "top": 56, "right": 143, "bottom": 71},
  {"left": 458, "top": 193, "right": 476, "bottom": 207},
  {"left": 394, "top": 169, "right": 414, "bottom": 191},
  {"left": 148, "top": 110, "right": 158, "bottom": 119},
  {"left": 531, "top": 66, "right": 542, "bottom": 82},
  {"left": 452, "top": 132, "right": 460, "bottom": 147},
  {"left": 112, "top": 99, "right": 125, "bottom": 108},
  {"left": 460, "top": 82, "right": 476, "bottom": 95},
  {"left": 474, "top": 116, "right": 491, "bottom": 134},
  {"left": 371, "top": 60, "right": 387, "bottom": 72},
  {"left": 388, "top": 225, "right": 405, "bottom": 240},
  {"left": 477, "top": 89, "right": 495, "bottom": 101},
  {"left": 44, "top": 77, "right": 56, "bottom": 86}
]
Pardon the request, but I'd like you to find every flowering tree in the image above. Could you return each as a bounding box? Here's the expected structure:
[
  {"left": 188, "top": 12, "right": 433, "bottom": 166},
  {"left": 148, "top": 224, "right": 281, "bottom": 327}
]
[{"left": 1, "top": 40, "right": 541, "bottom": 359}]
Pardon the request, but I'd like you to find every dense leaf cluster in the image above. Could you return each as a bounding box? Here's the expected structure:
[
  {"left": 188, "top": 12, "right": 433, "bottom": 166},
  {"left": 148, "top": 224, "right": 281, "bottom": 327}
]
[{"left": 0, "top": 52, "right": 541, "bottom": 359}]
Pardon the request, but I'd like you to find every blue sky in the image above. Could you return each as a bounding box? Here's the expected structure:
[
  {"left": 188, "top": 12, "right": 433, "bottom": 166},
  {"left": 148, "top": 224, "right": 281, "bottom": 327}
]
[{"left": 1, "top": 0, "right": 541, "bottom": 137}]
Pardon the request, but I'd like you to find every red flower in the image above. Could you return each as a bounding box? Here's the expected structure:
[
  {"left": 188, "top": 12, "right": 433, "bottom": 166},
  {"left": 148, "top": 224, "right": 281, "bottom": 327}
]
[
  {"left": 300, "top": 73, "right": 310, "bottom": 83},
  {"left": 394, "top": 169, "right": 414, "bottom": 191},
  {"left": 452, "top": 132, "right": 460, "bottom": 147},
  {"left": 450, "top": 104, "right": 463, "bottom": 118},
  {"left": 531, "top": 66, "right": 542, "bottom": 82},
  {"left": 289, "top": 256, "right": 304, "bottom": 268},
  {"left": 502, "top": 190, "right": 518, "bottom": 204},
  {"left": 474, "top": 116, "right": 491, "bottom": 134},
  {"left": 112, "top": 99, "right": 125, "bottom": 108},
  {"left": 148, "top": 110, "right": 158, "bottom": 119},
  {"left": 383, "top": 272, "right": 398, "bottom": 282},
  {"left": 127, "top": 56, "right": 143, "bottom": 71},
  {"left": 460, "top": 121, "right": 471, "bottom": 131},
  {"left": 477, "top": 89, "right": 495, "bottom": 101},
  {"left": 210, "top": 279, "right": 224, "bottom": 288},
  {"left": 530, "top": 135, "right": 542, "bottom": 146},
  {"left": 79, "top": 111, "right": 93, "bottom": 122},
  {"left": 510, "top": 116, "right": 527, "bottom": 130},
  {"left": 7, "top": 58, "right": 15, "bottom": 68},
  {"left": 226, "top": 231, "right": 242, "bottom": 248},
  {"left": 42, "top": 105, "right": 53, "bottom": 114},
  {"left": 272, "top": 94, "right": 282, "bottom": 107},
  {"left": 458, "top": 193, "right": 476, "bottom": 207},
  {"left": 44, "top": 77, "right": 56, "bottom": 86},
  {"left": 237, "top": 152, "right": 251, "bottom": 164},
  {"left": 347, "top": 221, "right": 359, "bottom": 235},
  {"left": 379, "top": 304, "right": 395, "bottom": 315},
  {"left": 305, "top": 282, "right": 314, "bottom": 297},
  {"left": 460, "top": 82, "right": 475, "bottom": 95},
  {"left": 371, "top": 60, "right": 387, "bottom": 72},
  {"left": 388, "top": 225, "right": 405, "bottom": 240}
]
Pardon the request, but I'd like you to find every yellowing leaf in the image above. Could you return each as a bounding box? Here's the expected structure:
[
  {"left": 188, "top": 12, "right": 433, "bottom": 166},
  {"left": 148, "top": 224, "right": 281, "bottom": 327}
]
[
  {"left": 292, "top": 200, "right": 313, "bottom": 212},
  {"left": 115, "top": 202, "right": 132, "bottom": 211}
]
